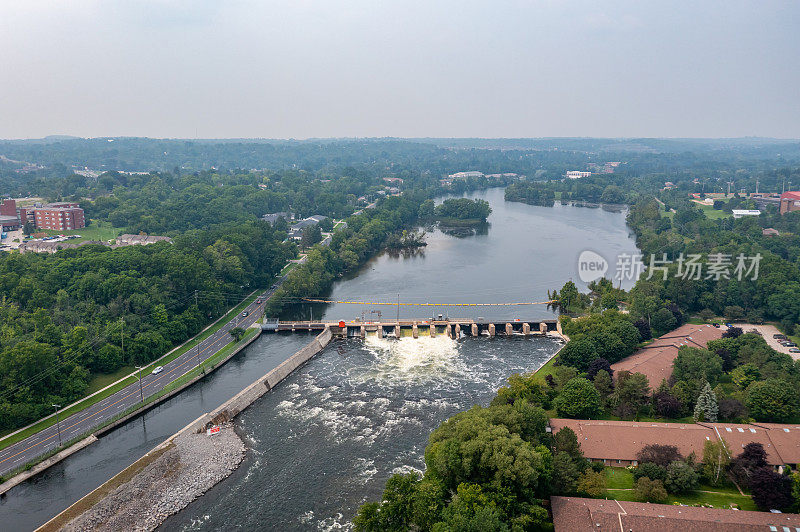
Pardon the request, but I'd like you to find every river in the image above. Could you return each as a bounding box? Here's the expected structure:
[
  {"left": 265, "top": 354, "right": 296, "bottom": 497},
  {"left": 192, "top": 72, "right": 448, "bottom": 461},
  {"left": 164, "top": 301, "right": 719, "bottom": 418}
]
[
  {"left": 162, "top": 188, "right": 639, "bottom": 531},
  {"left": 0, "top": 188, "right": 638, "bottom": 530}
]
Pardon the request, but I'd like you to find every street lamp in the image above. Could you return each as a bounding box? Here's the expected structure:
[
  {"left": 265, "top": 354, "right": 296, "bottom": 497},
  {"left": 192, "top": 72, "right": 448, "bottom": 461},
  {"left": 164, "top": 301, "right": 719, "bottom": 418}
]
[
  {"left": 134, "top": 365, "right": 144, "bottom": 403},
  {"left": 52, "top": 404, "right": 62, "bottom": 447}
]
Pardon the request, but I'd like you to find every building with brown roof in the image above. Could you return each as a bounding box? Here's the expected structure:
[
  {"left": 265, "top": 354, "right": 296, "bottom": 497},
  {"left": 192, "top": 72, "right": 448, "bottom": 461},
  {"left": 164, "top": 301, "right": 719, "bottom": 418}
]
[
  {"left": 548, "top": 419, "right": 800, "bottom": 469},
  {"left": 610, "top": 323, "right": 724, "bottom": 387},
  {"left": 551, "top": 496, "right": 800, "bottom": 532},
  {"left": 549, "top": 419, "right": 714, "bottom": 467}
]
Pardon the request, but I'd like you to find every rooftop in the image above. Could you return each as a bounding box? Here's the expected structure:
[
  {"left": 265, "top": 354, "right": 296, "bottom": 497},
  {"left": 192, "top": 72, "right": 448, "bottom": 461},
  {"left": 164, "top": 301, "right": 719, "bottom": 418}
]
[
  {"left": 610, "top": 323, "right": 724, "bottom": 387},
  {"left": 551, "top": 496, "right": 800, "bottom": 532}
]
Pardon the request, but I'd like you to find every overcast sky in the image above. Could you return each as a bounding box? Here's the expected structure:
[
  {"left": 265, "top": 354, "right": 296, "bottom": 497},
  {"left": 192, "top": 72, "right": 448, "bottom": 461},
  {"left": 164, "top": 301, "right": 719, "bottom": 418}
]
[{"left": 1, "top": 1, "right": 798, "bottom": 139}]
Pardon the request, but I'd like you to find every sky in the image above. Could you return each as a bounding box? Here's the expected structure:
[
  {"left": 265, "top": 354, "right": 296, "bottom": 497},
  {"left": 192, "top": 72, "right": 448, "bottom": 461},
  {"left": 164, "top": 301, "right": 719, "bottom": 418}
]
[{"left": 1, "top": 0, "right": 799, "bottom": 139}]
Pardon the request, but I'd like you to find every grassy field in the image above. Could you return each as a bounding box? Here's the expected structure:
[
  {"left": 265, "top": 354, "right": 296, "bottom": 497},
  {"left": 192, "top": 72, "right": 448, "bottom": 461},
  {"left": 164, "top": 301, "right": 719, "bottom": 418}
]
[
  {"left": 0, "top": 291, "right": 260, "bottom": 449},
  {"left": 38, "top": 220, "right": 121, "bottom": 242},
  {"left": 602, "top": 468, "right": 756, "bottom": 510},
  {"left": 605, "top": 467, "right": 634, "bottom": 489},
  {"left": 693, "top": 202, "right": 732, "bottom": 220},
  {"left": 85, "top": 366, "right": 135, "bottom": 395}
]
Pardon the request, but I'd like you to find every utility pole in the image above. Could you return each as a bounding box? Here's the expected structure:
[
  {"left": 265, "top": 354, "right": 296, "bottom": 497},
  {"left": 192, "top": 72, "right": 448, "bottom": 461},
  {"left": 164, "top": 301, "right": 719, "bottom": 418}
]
[
  {"left": 134, "top": 365, "right": 144, "bottom": 403},
  {"left": 397, "top": 293, "right": 400, "bottom": 323},
  {"left": 52, "top": 404, "right": 62, "bottom": 446}
]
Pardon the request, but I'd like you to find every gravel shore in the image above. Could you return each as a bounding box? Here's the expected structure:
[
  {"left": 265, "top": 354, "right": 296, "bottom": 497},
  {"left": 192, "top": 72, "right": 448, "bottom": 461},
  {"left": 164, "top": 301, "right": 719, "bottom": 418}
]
[{"left": 60, "top": 424, "right": 245, "bottom": 532}]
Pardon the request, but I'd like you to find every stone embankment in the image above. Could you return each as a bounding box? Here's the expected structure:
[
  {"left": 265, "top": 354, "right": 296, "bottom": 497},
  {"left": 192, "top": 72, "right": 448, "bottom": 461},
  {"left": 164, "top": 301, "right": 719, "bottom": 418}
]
[
  {"left": 41, "top": 327, "right": 332, "bottom": 532},
  {"left": 59, "top": 425, "right": 244, "bottom": 532}
]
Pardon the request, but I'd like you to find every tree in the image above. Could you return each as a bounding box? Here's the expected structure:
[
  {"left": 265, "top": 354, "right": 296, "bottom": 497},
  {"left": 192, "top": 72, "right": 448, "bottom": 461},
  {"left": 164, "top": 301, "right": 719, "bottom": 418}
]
[
  {"left": 586, "top": 358, "right": 613, "bottom": 381},
  {"left": 633, "top": 462, "right": 667, "bottom": 482},
  {"left": 301, "top": 224, "right": 323, "bottom": 249},
  {"left": 724, "top": 306, "right": 745, "bottom": 322},
  {"left": 671, "top": 347, "right": 723, "bottom": 388},
  {"left": 577, "top": 470, "right": 606, "bottom": 497},
  {"left": 722, "top": 326, "right": 743, "bottom": 338},
  {"left": 728, "top": 443, "right": 768, "bottom": 488},
  {"left": 434, "top": 483, "right": 508, "bottom": 532},
  {"left": 718, "top": 398, "right": 747, "bottom": 421},
  {"left": 701, "top": 439, "right": 730, "bottom": 486},
  {"left": 747, "top": 379, "right": 799, "bottom": 422},
  {"left": 229, "top": 327, "right": 246, "bottom": 342},
  {"left": 750, "top": 468, "right": 793, "bottom": 511},
  {"left": 651, "top": 308, "right": 677, "bottom": 334},
  {"left": 635, "top": 477, "right": 668, "bottom": 503},
  {"left": 693, "top": 382, "right": 718, "bottom": 422},
  {"left": 553, "top": 427, "right": 586, "bottom": 470},
  {"left": 731, "top": 363, "right": 760, "bottom": 389},
  {"left": 610, "top": 371, "right": 650, "bottom": 419},
  {"left": 633, "top": 318, "right": 652, "bottom": 341},
  {"left": 554, "top": 378, "right": 602, "bottom": 418},
  {"left": 593, "top": 370, "right": 614, "bottom": 399},
  {"left": 653, "top": 385, "right": 683, "bottom": 418},
  {"left": 558, "top": 338, "right": 597, "bottom": 371},
  {"left": 552, "top": 452, "right": 580, "bottom": 495},
  {"left": 636, "top": 444, "right": 683, "bottom": 468},
  {"left": 664, "top": 460, "right": 699, "bottom": 494}
]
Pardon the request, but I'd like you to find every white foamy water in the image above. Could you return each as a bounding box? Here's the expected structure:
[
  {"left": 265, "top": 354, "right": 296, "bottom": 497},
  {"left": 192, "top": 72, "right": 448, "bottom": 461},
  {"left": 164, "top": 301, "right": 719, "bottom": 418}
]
[{"left": 357, "top": 335, "right": 464, "bottom": 384}]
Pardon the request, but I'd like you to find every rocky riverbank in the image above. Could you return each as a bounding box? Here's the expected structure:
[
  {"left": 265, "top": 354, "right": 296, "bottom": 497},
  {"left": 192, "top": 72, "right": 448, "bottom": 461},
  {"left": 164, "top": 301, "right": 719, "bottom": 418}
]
[{"left": 58, "top": 424, "right": 245, "bottom": 532}]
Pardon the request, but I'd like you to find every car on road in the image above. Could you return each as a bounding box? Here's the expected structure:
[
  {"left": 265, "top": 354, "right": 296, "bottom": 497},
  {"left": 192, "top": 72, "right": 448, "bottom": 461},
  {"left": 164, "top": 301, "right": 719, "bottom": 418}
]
[
  {"left": 774, "top": 333, "right": 788, "bottom": 339},
  {"left": 256, "top": 298, "right": 262, "bottom": 304},
  {"left": 152, "top": 366, "right": 164, "bottom": 374},
  {"left": 786, "top": 342, "right": 797, "bottom": 347},
  {"left": 242, "top": 311, "right": 249, "bottom": 317},
  {"left": 271, "top": 284, "right": 278, "bottom": 289},
  {"left": 790, "top": 348, "right": 800, "bottom": 353}
]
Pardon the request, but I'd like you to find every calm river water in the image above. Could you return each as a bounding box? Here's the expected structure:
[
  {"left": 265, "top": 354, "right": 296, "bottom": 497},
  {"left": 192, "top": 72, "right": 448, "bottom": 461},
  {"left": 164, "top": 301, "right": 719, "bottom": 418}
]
[{"left": 0, "top": 188, "right": 638, "bottom": 530}]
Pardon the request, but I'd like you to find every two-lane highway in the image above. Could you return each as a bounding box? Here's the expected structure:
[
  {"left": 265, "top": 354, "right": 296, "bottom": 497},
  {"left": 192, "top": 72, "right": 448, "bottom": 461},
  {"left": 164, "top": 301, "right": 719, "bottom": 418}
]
[{"left": 0, "top": 287, "right": 277, "bottom": 477}]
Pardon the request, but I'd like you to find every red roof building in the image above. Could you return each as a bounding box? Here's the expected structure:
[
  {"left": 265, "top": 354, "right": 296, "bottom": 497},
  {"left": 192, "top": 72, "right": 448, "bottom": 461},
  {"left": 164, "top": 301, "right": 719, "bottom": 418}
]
[
  {"left": 610, "top": 324, "right": 724, "bottom": 387},
  {"left": 780, "top": 191, "right": 800, "bottom": 214},
  {"left": 34, "top": 206, "right": 85, "bottom": 231}
]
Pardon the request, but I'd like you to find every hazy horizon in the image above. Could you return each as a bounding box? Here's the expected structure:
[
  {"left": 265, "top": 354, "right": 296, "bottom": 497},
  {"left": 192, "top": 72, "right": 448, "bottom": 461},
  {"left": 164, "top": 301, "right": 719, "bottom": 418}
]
[{"left": 3, "top": 1, "right": 799, "bottom": 139}]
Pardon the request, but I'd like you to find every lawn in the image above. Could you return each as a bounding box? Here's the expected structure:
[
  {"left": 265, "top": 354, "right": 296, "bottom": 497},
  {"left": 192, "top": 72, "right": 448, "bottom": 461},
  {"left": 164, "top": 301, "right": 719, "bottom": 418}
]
[
  {"left": 38, "top": 220, "right": 121, "bottom": 243},
  {"left": 85, "top": 366, "right": 135, "bottom": 395},
  {"left": 601, "top": 467, "right": 757, "bottom": 511},
  {"left": 605, "top": 467, "right": 634, "bottom": 489},
  {"left": 694, "top": 202, "right": 732, "bottom": 220},
  {"left": 531, "top": 352, "right": 559, "bottom": 384}
]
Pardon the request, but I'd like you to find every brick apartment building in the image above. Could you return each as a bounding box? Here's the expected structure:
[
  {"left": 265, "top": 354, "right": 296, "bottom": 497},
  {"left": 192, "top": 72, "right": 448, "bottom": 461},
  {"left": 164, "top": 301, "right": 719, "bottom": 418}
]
[
  {"left": 34, "top": 204, "right": 85, "bottom": 231},
  {"left": 780, "top": 191, "right": 800, "bottom": 214}
]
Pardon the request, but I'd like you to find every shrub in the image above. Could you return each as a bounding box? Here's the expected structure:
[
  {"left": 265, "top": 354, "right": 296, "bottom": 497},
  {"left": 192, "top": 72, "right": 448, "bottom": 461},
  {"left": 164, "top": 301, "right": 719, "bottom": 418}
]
[
  {"left": 577, "top": 470, "right": 607, "bottom": 498},
  {"left": 635, "top": 477, "right": 668, "bottom": 503},
  {"left": 664, "top": 460, "right": 699, "bottom": 494},
  {"left": 633, "top": 462, "right": 667, "bottom": 482}
]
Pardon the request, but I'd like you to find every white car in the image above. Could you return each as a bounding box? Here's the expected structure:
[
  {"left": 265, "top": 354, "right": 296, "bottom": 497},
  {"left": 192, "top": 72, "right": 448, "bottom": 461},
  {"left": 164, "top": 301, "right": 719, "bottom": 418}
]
[{"left": 152, "top": 366, "right": 164, "bottom": 375}]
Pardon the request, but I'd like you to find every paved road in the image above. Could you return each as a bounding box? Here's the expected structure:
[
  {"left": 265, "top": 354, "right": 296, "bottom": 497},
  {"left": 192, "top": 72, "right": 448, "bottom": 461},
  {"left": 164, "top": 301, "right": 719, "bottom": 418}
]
[{"left": 0, "top": 286, "right": 279, "bottom": 477}]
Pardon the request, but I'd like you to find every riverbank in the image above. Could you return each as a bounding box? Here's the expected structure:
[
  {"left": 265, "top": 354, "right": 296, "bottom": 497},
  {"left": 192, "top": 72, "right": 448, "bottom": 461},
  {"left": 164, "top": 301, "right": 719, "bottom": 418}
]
[{"left": 42, "top": 423, "right": 245, "bottom": 532}]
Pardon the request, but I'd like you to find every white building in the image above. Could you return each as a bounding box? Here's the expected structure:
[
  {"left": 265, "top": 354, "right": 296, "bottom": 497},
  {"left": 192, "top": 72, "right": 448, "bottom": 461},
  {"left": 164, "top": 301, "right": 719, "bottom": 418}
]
[
  {"left": 566, "top": 171, "right": 592, "bottom": 179},
  {"left": 732, "top": 209, "right": 761, "bottom": 218},
  {"left": 448, "top": 171, "right": 484, "bottom": 180}
]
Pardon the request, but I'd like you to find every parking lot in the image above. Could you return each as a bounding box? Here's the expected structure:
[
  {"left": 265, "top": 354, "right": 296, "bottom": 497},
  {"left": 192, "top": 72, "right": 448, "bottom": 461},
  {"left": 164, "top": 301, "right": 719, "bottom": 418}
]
[{"left": 736, "top": 323, "right": 800, "bottom": 361}]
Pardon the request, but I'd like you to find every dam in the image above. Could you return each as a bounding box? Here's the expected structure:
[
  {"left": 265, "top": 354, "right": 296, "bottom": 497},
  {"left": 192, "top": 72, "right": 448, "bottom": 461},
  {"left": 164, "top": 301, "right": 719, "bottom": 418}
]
[{"left": 263, "top": 317, "right": 561, "bottom": 338}]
